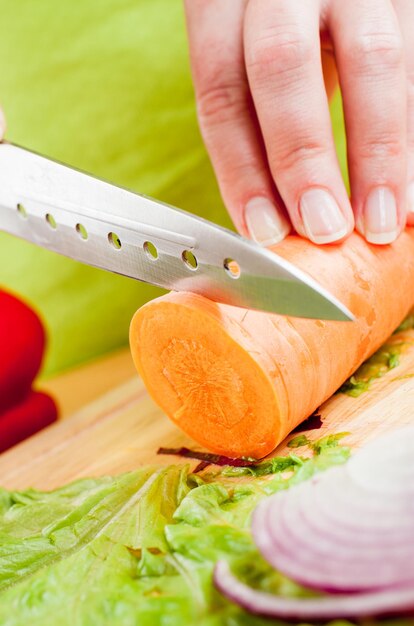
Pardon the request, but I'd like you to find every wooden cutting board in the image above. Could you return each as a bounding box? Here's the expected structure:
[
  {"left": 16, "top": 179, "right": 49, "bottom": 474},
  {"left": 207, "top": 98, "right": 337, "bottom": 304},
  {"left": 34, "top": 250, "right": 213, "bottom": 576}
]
[{"left": 0, "top": 329, "right": 413, "bottom": 491}]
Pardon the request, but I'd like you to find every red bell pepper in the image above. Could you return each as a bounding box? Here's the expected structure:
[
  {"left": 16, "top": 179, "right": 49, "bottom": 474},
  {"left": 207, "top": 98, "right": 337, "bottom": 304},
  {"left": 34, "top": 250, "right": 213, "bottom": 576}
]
[
  {"left": 0, "top": 289, "right": 57, "bottom": 451},
  {"left": 0, "top": 390, "right": 57, "bottom": 453}
]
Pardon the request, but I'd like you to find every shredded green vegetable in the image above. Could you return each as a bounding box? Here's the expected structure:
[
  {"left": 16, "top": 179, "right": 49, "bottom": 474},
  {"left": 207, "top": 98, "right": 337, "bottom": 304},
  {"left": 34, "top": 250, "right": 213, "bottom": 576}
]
[
  {"left": 0, "top": 432, "right": 409, "bottom": 625},
  {"left": 339, "top": 312, "right": 414, "bottom": 397}
]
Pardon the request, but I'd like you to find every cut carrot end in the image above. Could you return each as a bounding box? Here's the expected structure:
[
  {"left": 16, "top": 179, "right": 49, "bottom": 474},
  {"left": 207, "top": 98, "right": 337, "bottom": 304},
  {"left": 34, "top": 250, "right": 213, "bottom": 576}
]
[{"left": 130, "top": 293, "right": 281, "bottom": 458}]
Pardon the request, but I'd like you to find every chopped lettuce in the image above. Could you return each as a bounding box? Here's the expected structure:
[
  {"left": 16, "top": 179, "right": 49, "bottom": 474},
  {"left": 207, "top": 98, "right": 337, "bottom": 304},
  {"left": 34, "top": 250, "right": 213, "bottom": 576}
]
[
  {"left": 339, "top": 343, "right": 404, "bottom": 396},
  {"left": 287, "top": 434, "right": 311, "bottom": 449},
  {"left": 339, "top": 312, "right": 414, "bottom": 397},
  {"left": 0, "top": 437, "right": 408, "bottom": 625}
]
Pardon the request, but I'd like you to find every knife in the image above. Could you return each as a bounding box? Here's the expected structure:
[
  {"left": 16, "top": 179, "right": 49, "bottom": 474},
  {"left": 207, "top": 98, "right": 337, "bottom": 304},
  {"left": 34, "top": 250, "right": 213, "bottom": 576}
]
[{"left": 0, "top": 143, "right": 353, "bottom": 321}]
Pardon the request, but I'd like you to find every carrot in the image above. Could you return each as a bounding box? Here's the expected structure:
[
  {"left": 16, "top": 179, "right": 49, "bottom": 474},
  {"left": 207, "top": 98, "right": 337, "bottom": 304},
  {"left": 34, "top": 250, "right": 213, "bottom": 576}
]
[{"left": 129, "top": 232, "right": 414, "bottom": 458}]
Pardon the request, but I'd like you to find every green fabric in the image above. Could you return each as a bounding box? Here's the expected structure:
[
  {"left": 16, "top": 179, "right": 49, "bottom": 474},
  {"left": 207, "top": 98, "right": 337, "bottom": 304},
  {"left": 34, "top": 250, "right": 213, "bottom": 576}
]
[{"left": 0, "top": 1, "right": 347, "bottom": 376}]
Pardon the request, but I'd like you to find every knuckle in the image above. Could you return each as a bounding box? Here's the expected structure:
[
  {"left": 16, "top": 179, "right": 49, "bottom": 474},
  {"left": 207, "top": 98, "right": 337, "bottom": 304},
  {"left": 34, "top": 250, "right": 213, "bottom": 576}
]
[
  {"left": 246, "top": 31, "right": 314, "bottom": 79},
  {"left": 221, "top": 159, "right": 268, "bottom": 186},
  {"left": 274, "top": 140, "right": 329, "bottom": 174},
  {"left": 358, "top": 136, "right": 404, "bottom": 160},
  {"left": 348, "top": 32, "right": 404, "bottom": 71},
  {"left": 196, "top": 80, "right": 248, "bottom": 126}
]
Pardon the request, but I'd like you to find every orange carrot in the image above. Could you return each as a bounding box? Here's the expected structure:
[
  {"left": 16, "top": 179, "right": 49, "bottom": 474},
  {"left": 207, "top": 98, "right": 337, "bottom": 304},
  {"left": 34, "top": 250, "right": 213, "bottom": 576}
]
[{"left": 129, "top": 232, "right": 414, "bottom": 458}]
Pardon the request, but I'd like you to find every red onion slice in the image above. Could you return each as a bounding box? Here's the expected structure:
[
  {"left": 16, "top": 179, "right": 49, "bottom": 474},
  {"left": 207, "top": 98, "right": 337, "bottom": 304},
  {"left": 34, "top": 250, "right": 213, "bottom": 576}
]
[
  {"left": 268, "top": 486, "right": 414, "bottom": 591},
  {"left": 347, "top": 427, "right": 414, "bottom": 495},
  {"left": 297, "top": 477, "right": 414, "bottom": 551},
  {"left": 279, "top": 484, "right": 414, "bottom": 563},
  {"left": 305, "top": 468, "right": 414, "bottom": 533},
  {"left": 251, "top": 428, "right": 414, "bottom": 593},
  {"left": 256, "top": 485, "right": 414, "bottom": 592},
  {"left": 216, "top": 427, "right": 414, "bottom": 620},
  {"left": 251, "top": 497, "right": 276, "bottom": 561},
  {"left": 213, "top": 560, "right": 414, "bottom": 621}
]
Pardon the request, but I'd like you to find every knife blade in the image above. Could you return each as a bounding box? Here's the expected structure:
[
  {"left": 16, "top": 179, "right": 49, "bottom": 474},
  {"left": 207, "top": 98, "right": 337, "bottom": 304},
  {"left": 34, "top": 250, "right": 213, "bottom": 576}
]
[{"left": 0, "top": 143, "right": 353, "bottom": 321}]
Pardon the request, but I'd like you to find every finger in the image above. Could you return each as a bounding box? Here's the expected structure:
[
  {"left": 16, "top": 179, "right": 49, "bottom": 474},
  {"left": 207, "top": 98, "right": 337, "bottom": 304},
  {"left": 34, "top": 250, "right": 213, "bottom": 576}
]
[
  {"left": 184, "top": 0, "right": 290, "bottom": 244},
  {"left": 393, "top": 0, "right": 414, "bottom": 226},
  {"left": 329, "top": 0, "right": 407, "bottom": 243},
  {"left": 244, "top": 0, "right": 354, "bottom": 245}
]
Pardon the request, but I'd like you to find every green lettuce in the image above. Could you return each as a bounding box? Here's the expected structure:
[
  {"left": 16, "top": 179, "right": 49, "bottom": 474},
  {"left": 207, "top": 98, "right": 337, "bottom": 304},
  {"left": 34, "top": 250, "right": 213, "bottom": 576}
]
[
  {"left": 0, "top": 437, "right": 410, "bottom": 626},
  {"left": 339, "top": 313, "right": 414, "bottom": 397}
]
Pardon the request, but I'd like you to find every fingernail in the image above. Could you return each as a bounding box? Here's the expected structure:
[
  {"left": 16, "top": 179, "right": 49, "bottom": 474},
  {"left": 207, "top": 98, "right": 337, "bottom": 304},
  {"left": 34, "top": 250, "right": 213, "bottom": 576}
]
[
  {"left": 408, "top": 183, "right": 414, "bottom": 218},
  {"left": 245, "top": 197, "right": 290, "bottom": 246},
  {"left": 364, "top": 187, "right": 398, "bottom": 244},
  {"left": 299, "top": 188, "right": 349, "bottom": 244}
]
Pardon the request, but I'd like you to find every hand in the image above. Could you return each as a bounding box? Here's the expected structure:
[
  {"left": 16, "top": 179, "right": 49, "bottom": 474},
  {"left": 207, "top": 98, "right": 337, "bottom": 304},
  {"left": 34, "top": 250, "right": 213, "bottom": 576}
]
[{"left": 184, "top": 0, "right": 414, "bottom": 245}]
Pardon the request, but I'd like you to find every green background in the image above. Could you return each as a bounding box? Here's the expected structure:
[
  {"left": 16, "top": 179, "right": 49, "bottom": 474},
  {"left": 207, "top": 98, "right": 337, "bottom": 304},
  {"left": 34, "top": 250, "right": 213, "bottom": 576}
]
[{"left": 0, "top": 0, "right": 347, "bottom": 376}]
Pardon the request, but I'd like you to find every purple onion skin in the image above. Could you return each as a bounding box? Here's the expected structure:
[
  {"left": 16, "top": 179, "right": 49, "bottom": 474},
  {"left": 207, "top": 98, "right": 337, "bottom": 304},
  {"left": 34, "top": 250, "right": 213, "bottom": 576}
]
[
  {"left": 157, "top": 446, "right": 258, "bottom": 466},
  {"left": 252, "top": 488, "right": 414, "bottom": 594},
  {"left": 214, "top": 428, "right": 414, "bottom": 620},
  {"left": 213, "top": 560, "right": 414, "bottom": 622},
  {"left": 292, "top": 410, "right": 322, "bottom": 433}
]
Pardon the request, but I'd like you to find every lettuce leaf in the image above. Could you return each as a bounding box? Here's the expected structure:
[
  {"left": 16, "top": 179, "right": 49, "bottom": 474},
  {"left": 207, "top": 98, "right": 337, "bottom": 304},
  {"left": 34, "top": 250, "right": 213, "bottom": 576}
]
[{"left": 0, "top": 439, "right": 410, "bottom": 626}]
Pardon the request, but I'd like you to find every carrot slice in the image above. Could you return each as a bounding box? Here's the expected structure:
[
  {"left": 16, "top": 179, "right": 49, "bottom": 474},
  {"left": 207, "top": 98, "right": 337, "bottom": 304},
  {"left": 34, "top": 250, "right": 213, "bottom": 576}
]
[{"left": 129, "top": 232, "right": 414, "bottom": 458}]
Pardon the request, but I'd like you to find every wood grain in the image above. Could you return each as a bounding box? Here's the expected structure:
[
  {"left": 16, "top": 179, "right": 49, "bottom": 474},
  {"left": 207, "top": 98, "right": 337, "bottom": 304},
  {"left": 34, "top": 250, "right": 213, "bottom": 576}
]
[
  {"left": 1, "top": 330, "right": 413, "bottom": 491},
  {"left": 40, "top": 347, "right": 137, "bottom": 419}
]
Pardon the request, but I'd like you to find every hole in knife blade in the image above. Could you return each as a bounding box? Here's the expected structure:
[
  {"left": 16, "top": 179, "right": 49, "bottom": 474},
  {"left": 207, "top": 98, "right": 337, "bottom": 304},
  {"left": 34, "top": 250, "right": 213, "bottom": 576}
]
[
  {"left": 17, "top": 203, "right": 28, "bottom": 218},
  {"left": 143, "top": 241, "right": 158, "bottom": 260},
  {"left": 108, "top": 232, "right": 122, "bottom": 250},
  {"left": 224, "top": 258, "right": 241, "bottom": 279},
  {"left": 45, "top": 213, "right": 57, "bottom": 229},
  {"left": 76, "top": 223, "right": 88, "bottom": 240},
  {"left": 182, "top": 250, "right": 198, "bottom": 271}
]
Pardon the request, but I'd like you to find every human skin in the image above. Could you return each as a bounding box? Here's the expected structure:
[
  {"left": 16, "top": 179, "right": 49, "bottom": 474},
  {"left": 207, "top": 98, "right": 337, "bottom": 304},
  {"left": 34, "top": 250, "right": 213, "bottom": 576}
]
[{"left": 184, "top": 0, "right": 414, "bottom": 246}]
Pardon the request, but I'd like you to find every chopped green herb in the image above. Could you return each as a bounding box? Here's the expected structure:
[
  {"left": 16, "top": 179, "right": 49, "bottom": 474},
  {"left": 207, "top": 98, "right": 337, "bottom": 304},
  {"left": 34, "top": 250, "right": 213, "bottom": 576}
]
[
  {"left": 387, "top": 352, "right": 400, "bottom": 369},
  {"left": 339, "top": 376, "right": 370, "bottom": 397},
  {"left": 221, "top": 432, "right": 350, "bottom": 480},
  {"left": 221, "top": 455, "right": 301, "bottom": 477},
  {"left": 338, "top": 312, "right": 414, "bottom": 397},
  {"left": 287, "top": 434, "right": 311, "bottom": 448},
  {"left": 311, "top": 432, "right": 350, "bottom": 454},
  {"left": 339, "top": 343, "right": 407, "bottom": 397}
]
